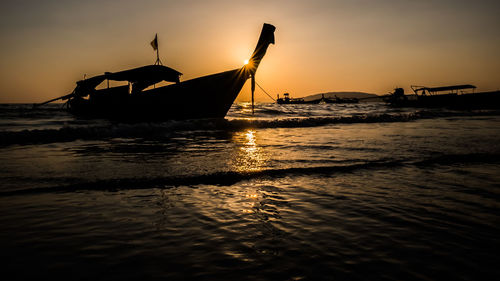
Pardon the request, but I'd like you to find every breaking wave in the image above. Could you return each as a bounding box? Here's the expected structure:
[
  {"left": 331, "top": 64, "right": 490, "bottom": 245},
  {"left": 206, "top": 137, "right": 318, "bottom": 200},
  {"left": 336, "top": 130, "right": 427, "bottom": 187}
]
[
  {"left": 1, "top": 109, "right": 499, "bottom": 146},
  {"left": 2, "top": 152, "right": 499, "bottom": 196}
]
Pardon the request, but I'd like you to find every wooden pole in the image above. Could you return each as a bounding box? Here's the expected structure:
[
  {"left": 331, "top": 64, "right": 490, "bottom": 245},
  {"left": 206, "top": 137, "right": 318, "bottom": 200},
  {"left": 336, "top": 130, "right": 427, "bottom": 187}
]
[
  {"left": 251, "top": 75, "right": 255, "bottom": 114},
  {"left": 156, "top": 47, "right": 160, "bottom": 65}
]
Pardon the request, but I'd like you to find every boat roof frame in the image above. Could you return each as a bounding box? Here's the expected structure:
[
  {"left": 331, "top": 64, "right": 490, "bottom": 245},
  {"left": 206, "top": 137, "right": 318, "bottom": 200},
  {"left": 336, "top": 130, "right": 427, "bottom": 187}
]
[{"left": 411, "top": 84, "right": 476, "bottom": 95}]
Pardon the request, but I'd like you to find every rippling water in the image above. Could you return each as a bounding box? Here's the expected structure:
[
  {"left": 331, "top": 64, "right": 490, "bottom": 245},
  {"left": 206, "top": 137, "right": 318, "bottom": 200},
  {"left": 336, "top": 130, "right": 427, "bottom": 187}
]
[{"left": 1, "top": 102, "right": 499, "bottom": 280}]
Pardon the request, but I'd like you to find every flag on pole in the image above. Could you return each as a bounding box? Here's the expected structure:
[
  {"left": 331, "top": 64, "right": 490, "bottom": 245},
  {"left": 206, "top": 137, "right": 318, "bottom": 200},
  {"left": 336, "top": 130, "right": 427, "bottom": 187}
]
[{"left": 151, "top": 34, "right": 158, "bottom": 51}]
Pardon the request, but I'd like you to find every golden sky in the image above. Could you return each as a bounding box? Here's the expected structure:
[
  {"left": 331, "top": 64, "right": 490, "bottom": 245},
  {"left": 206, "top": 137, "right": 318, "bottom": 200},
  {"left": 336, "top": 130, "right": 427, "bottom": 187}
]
[{"left": 1, "top": 0, "right": 499, "bottom": 103}]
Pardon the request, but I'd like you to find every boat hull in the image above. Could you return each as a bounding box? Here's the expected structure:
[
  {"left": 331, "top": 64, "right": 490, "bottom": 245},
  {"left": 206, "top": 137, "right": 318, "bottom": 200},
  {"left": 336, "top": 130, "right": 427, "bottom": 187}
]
[
  {"left": 68, "top": 68, "right": 250, "bottom": 121},
  {"left": 276, "top": 99, "right": 320, "bottom": 104},
  {"left": 386, "top": 91, "right": 500, "bottom": 109},
  {"left": 321, "top": 98, "right": 359, "bottom": 104}
]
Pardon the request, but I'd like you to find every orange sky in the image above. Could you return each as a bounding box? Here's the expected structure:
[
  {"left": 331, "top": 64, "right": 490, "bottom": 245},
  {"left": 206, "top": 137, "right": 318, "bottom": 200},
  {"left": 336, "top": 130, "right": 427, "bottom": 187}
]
[{"left": 1, "top": 0, "right": 499, "bottom": 103}]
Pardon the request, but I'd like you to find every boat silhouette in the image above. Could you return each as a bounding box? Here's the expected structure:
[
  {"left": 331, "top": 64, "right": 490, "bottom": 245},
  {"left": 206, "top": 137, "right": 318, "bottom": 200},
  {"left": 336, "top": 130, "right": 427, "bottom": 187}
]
[
  {"left": 384, "top": 85, "right": 500, "bottom": 109},
  {"left": 276, "top": 93, "right": 319, "bottom": 104},
  {"left": 276, "top": 93, "right": 359, "bottom": 104},
  {"left": 319, "top": 94, "right": 359, "bottom": 104},
  {"left": 37, "top": 24, "right": 276, "bottom": 121}
]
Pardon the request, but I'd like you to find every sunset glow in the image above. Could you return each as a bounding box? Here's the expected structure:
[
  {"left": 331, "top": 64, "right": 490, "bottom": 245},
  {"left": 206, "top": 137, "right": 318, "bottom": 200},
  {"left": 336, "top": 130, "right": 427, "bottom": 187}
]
[{"left": 0, "top": 0, "right": 499, "bottom": 103}]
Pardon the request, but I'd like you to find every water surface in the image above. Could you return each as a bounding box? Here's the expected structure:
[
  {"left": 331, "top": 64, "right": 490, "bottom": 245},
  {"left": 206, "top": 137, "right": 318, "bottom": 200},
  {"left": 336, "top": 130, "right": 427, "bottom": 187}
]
[{"left": 1, "top": 102, "right": 499, "bottom": 280}]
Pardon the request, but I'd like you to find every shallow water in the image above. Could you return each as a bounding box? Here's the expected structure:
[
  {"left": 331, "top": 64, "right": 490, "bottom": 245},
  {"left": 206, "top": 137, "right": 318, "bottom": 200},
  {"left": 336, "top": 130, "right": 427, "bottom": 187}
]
[{"left": 1, "top": 102, "right": 499, "bottom": 280}]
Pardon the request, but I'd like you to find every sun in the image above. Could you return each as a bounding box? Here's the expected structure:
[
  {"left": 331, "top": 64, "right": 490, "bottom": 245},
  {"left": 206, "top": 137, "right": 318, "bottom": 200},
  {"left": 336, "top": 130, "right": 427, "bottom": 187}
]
[{"left": 244, "top": 59, "right": 249, "bottom": 65}]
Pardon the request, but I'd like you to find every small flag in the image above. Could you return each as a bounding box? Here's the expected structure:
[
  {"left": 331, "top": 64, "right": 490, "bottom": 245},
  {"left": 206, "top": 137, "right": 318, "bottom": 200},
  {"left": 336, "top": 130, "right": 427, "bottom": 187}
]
[{"left": 151, "top": 34, "right": 158, "bottom": 51}]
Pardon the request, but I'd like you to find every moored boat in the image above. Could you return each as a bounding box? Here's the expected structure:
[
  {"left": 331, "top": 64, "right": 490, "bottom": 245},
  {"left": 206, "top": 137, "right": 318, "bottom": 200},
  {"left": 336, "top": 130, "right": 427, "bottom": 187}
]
[
  {"left": 319, "top": 94, "right": 359, "bottom": 104},
  {"left": 36, "top": 24, "right": 276, "bottom": 121},
  {"left": 276, "top": 93, "right": 360, "bottom": 105},
  {"left": 384, "top": 85, "right": 500, "bottom": 109},
  {"left": 276, "top": 93, "right": 319, "bottom": 104}
]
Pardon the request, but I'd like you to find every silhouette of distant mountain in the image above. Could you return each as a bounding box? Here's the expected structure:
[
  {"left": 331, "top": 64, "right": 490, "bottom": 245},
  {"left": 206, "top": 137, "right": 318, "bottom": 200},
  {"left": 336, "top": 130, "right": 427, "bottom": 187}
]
[{"left": 303, "top": 92, "right": 380, "bottom": 102}]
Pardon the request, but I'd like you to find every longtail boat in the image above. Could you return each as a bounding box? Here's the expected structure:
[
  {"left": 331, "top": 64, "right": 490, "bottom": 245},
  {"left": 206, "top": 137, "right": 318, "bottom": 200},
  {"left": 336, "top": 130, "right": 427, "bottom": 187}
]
[
  {"left": 276, "top": 93, "right": 360, "bottom": 105},
  {"left": 319, "top": 94, "right": 359, "bottom": 104},
  {"left": 276, "top": 93, "right": 319, "bottom": 104},
  {"left": 384, "top": 85, "right": 500, "bottom": 109},
  {"left": 36, "top": 23, "right": 276, "bottom": 120}
]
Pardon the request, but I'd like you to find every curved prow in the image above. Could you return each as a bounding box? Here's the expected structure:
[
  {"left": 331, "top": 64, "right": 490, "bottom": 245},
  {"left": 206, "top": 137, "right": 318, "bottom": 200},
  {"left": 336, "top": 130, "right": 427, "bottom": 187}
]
[
  {"left": 246, "top": 23, "right": 275, "bottom": 114},
  {"left": 247, "top": 23, "right": 276, "bottom": 75}
]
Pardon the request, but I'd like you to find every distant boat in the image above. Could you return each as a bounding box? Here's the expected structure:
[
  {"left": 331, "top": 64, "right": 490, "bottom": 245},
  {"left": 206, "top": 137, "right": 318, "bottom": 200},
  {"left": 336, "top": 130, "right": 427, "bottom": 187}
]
[
  {"left": 319, "top": 94, "right": 359, "bottom": 104},
  {"left": 276, "top": 93, "right": 360, "bottom": 104},
  {"left": 276, "top": 93, "right": 319, "bottom": 104},
  {"left": 384, "top": 85, "right": 500, "bottom": 109},
  {"left": 36, "top": 24, "right": 276, "bottom": 120}
]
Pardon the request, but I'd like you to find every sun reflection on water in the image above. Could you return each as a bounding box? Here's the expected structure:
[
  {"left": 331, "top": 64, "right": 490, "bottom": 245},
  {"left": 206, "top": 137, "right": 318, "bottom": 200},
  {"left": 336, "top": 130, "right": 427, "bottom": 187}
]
[
  {"left": 231, "top": 129, "right": 268, "bottom": 172},
  {"left": 242, "top": 192, "right": 260, "bottom": 213},
  {"left": 238, "top": 102, "right": 256, "bottom": 116}
]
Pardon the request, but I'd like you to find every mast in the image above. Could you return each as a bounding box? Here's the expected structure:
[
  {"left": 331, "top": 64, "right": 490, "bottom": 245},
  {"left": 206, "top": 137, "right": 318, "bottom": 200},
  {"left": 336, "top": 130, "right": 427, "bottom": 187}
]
[
  {"left": 151, "top": 34, "right": 162, "bottom": 65},
  {"left": 156, "top": 44, "right": 161, "bottom": 65},
  {"left": 251, "top": 75, "right": 255, "bottom": 114}
]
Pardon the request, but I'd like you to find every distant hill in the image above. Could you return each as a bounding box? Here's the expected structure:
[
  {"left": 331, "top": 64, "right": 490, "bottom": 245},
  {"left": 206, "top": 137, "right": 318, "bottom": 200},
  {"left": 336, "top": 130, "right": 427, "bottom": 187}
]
[{"left": 303, "top": 92, "right": 381, "bottom": 102}]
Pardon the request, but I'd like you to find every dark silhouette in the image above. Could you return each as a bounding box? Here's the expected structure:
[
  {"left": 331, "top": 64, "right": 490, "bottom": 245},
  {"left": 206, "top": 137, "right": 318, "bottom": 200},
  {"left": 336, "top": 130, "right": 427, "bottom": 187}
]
[
  {"left": 384, "top": 84, "right": 500, "bottom": 109},
  {"left": 276, "top": 93, "right": 359, "bottom": 104},
  {"left": 36, "top": 24, "right": 276, "bottom": 121},
  {"left": 276, "top": 93, "right": 318, "bottom": 104},
  {"left": 319, "top": 94, "right": 359, "bottom": 104}
]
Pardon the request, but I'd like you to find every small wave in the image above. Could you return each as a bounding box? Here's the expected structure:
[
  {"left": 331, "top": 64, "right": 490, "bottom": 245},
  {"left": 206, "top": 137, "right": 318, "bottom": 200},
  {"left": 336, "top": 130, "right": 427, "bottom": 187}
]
[
  {"left": 1, "top": 110, "right": 499, "bottom": 146},
  {"left": 256, "top": 108, "right": 289, "bottom": 115},
  {"left": 2, "top": 152, "right": 498, "bottom": 196},
  {"left": 0, "top": 103, "right": 69, "bottom": 119},
  {"left": 0, "top": 120, "right": 222, "bottom": 146},
  {"left": 0, "top": 160, "right": 403, "bottom": 196},
  {"left": 413, "top": 153, "right": 500, "bottom": 166}
]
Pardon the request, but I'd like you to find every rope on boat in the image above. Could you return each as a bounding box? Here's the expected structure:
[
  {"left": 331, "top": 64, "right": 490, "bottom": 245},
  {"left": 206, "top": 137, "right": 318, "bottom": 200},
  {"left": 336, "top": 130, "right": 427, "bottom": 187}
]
[
  {"left": 254, "top": 80, "right": 296, "bottom": 114},
  {"left": 255, "top": 81, "right": 276, "bottom": 101}
]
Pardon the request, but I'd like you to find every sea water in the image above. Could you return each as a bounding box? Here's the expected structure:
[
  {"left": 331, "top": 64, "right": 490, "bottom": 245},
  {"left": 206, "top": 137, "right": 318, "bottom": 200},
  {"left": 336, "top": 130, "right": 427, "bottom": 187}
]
[{"left": 1, "top": 102, "right": 499, "bottom": 280}]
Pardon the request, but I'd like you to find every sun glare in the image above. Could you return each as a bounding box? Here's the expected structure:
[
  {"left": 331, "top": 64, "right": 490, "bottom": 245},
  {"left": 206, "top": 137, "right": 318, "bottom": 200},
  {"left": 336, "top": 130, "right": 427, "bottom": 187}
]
[{"left": 244, "top": 59, "right": 249, "bottom": 65}]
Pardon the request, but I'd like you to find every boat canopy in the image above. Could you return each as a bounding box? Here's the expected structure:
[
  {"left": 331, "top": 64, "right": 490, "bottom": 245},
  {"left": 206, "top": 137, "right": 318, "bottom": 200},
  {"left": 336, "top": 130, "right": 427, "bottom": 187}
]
[
  {"left": 74, "top": 65, "right": 182, "bottom": 96},
  {"left": 411, "top": 84, "right": 476, "bottom": 94}
]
